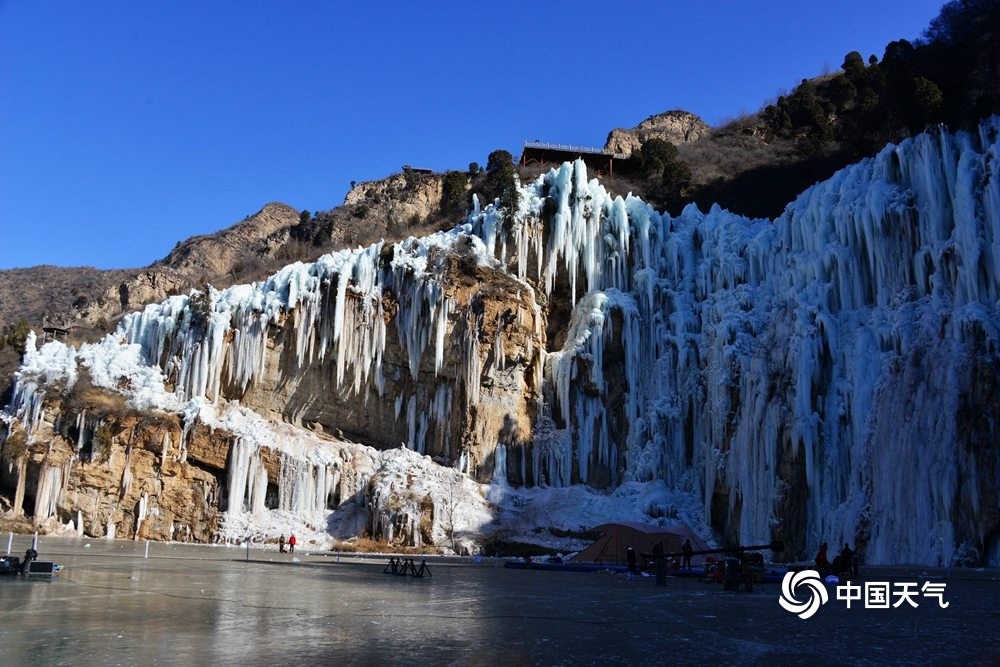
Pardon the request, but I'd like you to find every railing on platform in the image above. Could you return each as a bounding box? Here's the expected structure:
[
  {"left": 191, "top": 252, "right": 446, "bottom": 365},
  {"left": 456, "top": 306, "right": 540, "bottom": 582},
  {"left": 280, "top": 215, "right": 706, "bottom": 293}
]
[{"left": 522, "top": 141, "right": 627, "bottom": 160}]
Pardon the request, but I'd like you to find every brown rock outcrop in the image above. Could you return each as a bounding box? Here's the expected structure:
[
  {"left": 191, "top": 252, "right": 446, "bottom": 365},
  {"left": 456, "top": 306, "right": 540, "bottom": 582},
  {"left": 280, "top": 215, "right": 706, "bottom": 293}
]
[
  {"left": 604, "top": 110, "right": 711, "bottom": 157},
  {"left": 344, "top": 171, "right": 445, "bottom": 229},
  {"left": 1, "top": 401, "right": 225, "bottom": 542}
]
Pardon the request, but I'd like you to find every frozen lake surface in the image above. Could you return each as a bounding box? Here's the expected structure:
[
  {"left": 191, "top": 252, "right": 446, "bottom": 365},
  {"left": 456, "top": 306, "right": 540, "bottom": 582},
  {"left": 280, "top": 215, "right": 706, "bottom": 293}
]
[{"left": 1, "top": 536, "right": 997, "bottom": 665}]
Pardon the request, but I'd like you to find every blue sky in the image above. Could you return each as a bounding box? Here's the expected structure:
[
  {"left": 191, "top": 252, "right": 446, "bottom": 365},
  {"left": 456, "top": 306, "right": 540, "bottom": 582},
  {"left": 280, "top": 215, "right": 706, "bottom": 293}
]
[{"left": 1, "top": 1, "right": 946, "bottom": 270}]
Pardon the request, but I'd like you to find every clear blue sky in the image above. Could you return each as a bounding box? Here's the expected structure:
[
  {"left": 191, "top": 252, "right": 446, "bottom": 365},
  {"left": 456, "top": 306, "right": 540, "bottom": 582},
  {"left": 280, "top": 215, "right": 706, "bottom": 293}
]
[{"left": 0, "top": 1, "right": 946, "bottom": 270}]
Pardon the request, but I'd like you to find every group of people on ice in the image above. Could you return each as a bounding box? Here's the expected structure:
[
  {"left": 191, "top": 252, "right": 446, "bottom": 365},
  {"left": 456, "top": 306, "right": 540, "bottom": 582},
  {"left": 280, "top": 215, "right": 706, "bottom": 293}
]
[
  {"left": 815, "top": 541, "right": 857, "bottom": 576},
  {"left": 278, "top": 534, "right": 296, "bottom": 554}
]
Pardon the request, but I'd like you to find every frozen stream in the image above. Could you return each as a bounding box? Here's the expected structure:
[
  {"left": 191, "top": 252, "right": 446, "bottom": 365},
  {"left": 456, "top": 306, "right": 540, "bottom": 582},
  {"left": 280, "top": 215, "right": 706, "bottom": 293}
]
[{"left": 0, "top": 537, "right": 997, "bottom": 665}]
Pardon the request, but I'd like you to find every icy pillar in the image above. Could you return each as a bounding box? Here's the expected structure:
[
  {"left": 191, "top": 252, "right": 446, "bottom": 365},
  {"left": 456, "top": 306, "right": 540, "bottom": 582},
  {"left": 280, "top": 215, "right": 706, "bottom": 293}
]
[{"left": 12, "top": 459, "right": 26, "bottom": 518}]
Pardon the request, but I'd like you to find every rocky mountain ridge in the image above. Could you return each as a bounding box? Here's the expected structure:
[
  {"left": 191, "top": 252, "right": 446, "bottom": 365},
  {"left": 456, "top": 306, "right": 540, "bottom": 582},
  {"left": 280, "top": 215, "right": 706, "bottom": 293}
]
[{"left": 0, "top": 172, "right": 452, "bottom": 404}]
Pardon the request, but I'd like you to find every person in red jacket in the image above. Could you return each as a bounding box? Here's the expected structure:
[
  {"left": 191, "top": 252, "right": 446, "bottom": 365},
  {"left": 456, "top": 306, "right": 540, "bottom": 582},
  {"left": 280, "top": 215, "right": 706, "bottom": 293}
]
[
  {"left": 815, "top": 542, "right": 829, "bottom": 571},
  {"left": 289, "top": 534, "right": 296, "bottom": 554}
]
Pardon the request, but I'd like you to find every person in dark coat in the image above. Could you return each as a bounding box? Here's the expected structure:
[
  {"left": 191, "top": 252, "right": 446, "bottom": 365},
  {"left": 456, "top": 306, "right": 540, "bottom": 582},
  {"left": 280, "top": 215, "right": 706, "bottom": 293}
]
[
  {"left": 839, "top": 543, "right": 856, "bottom": 576},
  {"left": 279, "top": 534, "right": 286, "bottom": 553},
  {"left": 682, "top": 539, "right": 694, "bottom": 569}
]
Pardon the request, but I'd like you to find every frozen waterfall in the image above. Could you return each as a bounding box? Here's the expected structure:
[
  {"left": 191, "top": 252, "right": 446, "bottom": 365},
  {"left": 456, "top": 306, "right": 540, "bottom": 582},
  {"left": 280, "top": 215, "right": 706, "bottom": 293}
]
[
  {"left": 4, "top": 120, "right": 1000, "bottom": 566},
  {"left": 468, "top": 119, "right": 1000, "bottom": 566}
]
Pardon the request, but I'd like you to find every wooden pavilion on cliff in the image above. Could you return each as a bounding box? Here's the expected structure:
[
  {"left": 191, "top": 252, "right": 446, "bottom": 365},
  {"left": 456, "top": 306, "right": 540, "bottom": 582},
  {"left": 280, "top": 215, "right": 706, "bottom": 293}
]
[
  {"left": 519, "top": 141, "right": 627, "bottom": 177},
  {"left": 40, "top": 325, "right": 70, "bottom": 343}
]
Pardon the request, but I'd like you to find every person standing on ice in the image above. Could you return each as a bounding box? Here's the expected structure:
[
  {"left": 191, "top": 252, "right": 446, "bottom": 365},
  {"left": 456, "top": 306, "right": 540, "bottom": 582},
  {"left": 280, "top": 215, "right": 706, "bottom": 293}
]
[
  {"left": 279, "top": 534, "right": 286, "bottom": 553},
  {"left": 815, "top": 542, "right": 829, "bottom": 571},
  {"left": 682, "top": 539, "right": 693, "bottom": 569},
  {"left": 839, "top": 543, "right": 856, "bottom": 577},
  {"left": 289, "top": 534, "right": 296, "bottom": 554}
]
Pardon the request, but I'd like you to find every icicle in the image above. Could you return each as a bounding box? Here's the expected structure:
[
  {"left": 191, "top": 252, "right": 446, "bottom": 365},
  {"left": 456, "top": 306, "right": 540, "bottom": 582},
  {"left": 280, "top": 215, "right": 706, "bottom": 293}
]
[
  {"left": 33, "top": 464, "right": 63, "bottom": 524},
  {"left": 160, "top": 432, "right": 170, "bottom": 462},
  {"left": 493, "top": 444, "right": 507, "bottom": 484},
  {"left": 75, "top": 410, "right": 86, "bottom": 452},
  {"left": 406, "top": 395, "right": 417, "bottom": 450},
  {"left": 120, "top": 448, "right": 134, "bottom": 498},
  {"left": 461, "top": 311, "right": 482, "bottom": 409},
  {"left": 136, "top": 492, "right": 148, "bottom": 539},
  {"left": 492, "top": 318, "right": 506, "bottom": 372}
]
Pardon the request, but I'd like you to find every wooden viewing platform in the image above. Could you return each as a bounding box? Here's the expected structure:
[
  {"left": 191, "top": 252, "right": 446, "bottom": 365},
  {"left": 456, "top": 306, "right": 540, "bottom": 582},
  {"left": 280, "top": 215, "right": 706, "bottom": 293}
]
[{"left": 520, "top": 141, "right": 628, "bottom": 177}]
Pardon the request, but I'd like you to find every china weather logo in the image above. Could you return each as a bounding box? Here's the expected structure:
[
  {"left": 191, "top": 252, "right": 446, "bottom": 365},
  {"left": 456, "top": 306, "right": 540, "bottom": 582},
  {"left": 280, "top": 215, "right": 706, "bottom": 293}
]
[{"left": 779, "top": 569, "right": 829, "bottom": 619}]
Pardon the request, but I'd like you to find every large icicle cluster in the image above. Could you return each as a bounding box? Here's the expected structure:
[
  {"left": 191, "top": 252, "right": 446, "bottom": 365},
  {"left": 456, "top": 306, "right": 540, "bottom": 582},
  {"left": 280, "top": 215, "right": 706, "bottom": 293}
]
[
  {"left": 468, "top": 120, "right": 1000, "bottom": 566},
  {"left": 2, "top": 226, "right": 499, "bottom": 547},
  {"left": 119, "top": 230, "right": 491, "bottom": 407}
]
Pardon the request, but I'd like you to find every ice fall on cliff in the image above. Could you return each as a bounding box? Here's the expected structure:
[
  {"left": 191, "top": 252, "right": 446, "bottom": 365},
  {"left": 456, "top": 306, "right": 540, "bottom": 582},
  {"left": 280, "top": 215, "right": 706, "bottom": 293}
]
[{"left": 6, "top": 120, "right": 1000, "bottom": 566}]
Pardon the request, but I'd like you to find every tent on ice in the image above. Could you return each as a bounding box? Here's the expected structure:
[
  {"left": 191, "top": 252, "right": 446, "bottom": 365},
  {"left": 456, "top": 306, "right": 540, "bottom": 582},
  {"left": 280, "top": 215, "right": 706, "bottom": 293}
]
[{"left": 573, "top": 522, "right": 711, "bottom": 564}]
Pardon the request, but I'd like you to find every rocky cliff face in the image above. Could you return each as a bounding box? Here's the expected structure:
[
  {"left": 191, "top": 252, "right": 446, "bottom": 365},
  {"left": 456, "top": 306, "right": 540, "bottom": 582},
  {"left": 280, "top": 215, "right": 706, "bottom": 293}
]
[
  {"left": 230, "top": 249, "right": 543, "bottom": 474},
  {"left": 4, "top": 121, "right": 1000, "bottom": 566},
  {"left": 344, "top": 171, "right": 445, "bottom": 229},
  {"left": 0, "top": 376, "right": 222, "bottom": 541},
  {"left": 604, "top": 110, "right": 711, "bottom": 156},
  {"left": 0, "top": 358, "right": 492, "bottom": 550},
  {"left": 0, "top": 217, "right": 527, "bottom": 552}
]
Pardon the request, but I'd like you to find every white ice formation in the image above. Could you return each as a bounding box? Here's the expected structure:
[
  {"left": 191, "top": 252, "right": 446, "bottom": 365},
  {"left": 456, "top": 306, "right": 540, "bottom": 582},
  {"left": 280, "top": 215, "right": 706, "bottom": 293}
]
[{"left": 5, "top": 120, "right": 1000, "bottom": 566}]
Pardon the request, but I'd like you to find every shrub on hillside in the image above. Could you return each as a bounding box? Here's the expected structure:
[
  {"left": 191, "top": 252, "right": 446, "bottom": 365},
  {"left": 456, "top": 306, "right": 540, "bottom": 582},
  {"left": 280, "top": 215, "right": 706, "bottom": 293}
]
[
  {"left": 756, "top": 1, "right": 1000, "bottom": 161},
  {"left": 481, "top": 150, "right": 520, "bottom": 223},
  {"left": 440, "top": 170, "right": 470, "bottom": 216},
  {"left": 0, "top": 320, "right": 31, "bottom": 355}
]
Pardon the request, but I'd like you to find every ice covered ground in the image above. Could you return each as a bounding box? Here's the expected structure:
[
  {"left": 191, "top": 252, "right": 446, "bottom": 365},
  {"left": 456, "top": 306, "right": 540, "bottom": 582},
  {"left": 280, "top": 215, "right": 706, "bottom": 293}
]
[{"left": 1, "top": 536, "right": 997, "bottom": 666}]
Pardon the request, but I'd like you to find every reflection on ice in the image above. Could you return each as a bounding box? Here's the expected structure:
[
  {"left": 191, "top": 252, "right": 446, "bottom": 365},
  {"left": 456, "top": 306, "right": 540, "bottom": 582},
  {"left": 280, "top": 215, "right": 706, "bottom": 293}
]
[{"left": 0, "top": 538, "right": 996, "bottom": 665}]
